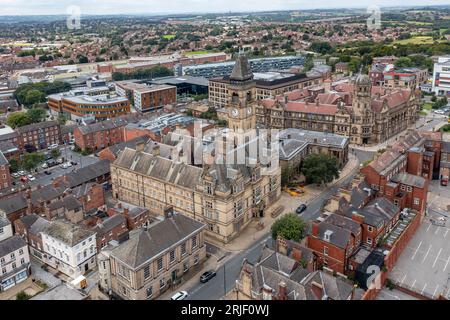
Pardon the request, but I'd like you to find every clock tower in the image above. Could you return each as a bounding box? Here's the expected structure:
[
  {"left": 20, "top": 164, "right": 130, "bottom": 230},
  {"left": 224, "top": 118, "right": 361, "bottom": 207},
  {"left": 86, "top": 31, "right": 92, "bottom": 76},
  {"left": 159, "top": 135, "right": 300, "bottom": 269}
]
[{"left": 226, "top": 51, "right": 257, "bottom": 132}]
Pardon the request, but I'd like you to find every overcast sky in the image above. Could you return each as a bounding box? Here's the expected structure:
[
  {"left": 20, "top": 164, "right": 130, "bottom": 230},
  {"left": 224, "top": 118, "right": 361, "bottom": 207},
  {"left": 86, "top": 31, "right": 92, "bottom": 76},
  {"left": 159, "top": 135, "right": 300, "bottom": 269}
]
[{"left": 0, "top": 0, "right": 447, "bottom": 15}]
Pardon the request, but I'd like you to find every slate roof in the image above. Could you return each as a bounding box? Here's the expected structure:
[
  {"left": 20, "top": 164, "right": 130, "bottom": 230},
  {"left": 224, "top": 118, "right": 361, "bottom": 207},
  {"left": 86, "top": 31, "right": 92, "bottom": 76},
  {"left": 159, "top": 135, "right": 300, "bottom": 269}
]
[
  {"left": 111, "top": 213, "right": 205, "bottom": 269},
  {"left": 0, "top": 216, "right": 10, "bottom": 228},
  {"left": 93, "top": 214, "right": 126, "bottom": 235},
  {"left": 230, "top": 52, "right": 254, "bottom": 82},
  {"left": 0, "top": 235, "right": 27, "bottom": 258},
  {"left": 0, "top": 151, "right": 7, "bottom": 166},
  {"left": 316, "top": 222, "right": 352, "bottom": 249},
  {"left": 16, "top": 121, "right": 59, "bottom": 134},
  {"left": 0, "top": 193, "right": 28, "bottom": 215},
  {"left": 17, "top": 214, "right": 50, "bottom": 235},
  {"left": 61, "top": 160, "right": 110, "bottom": 188},
  {"left": 43, "top": 220, "right": 95, "bottom": 247},
  {"left": 391, "top": 172, "right": 426, "bottom": 188}
]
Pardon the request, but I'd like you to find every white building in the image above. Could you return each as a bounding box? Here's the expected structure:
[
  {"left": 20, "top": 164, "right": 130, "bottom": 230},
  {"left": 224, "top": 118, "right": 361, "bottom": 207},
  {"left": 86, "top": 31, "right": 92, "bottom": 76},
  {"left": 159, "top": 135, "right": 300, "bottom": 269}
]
[
  {"left": 432, "top": 55, "right": 450, "bottom": 96},
  {"left": 41, "top": 220, "right": 97, "bottom": 280},
  {"left": 0, "top": 235, "right": 31, "bottom": 292},
  {"left": 0, "top": 217, "right": 13, "bottom": 242}
]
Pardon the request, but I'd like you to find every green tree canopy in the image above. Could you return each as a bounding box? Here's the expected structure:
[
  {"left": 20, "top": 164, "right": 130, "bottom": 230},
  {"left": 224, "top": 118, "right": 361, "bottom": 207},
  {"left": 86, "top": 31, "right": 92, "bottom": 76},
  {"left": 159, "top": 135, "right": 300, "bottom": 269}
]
[
  {"left": 394, "top": 57, "right": 413, "bottom": 68},
  {"left": 271, "top": 213, "right": 307, "bottom": 242},
  {"left": 24, "top": 90, "right": 45, "bottom": 106},
  {"left": 26, "top": 108, "right": 46, "bottom": 123},
  {"left": 22, "top": 152, "right": 45, "bottom": 172},
  {"left": 6, "top": 112, "right": 32, "bottom": 129},
  {"left": 300, "top": 153, "right": 340, "bottom": 186}
]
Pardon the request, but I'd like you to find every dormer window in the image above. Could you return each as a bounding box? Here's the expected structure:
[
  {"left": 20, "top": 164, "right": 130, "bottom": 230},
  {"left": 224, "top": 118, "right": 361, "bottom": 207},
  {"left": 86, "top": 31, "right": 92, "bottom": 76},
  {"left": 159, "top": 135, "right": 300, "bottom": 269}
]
[
  {"left": 205, "top": 182, "right": 213, "bottom": 195},
  {"left": 324, "top": 230, "right": 333, "bottom": 242}
]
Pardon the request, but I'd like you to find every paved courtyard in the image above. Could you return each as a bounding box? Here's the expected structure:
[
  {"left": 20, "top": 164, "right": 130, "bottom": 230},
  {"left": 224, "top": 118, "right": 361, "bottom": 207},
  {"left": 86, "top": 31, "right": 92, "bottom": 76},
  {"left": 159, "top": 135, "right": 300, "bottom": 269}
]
[
  {"left": 376, "top": 288, "right": 418, "bottom": 300},
  {"left": 389, "top": 218, "right": 450, "bottom": 299}
]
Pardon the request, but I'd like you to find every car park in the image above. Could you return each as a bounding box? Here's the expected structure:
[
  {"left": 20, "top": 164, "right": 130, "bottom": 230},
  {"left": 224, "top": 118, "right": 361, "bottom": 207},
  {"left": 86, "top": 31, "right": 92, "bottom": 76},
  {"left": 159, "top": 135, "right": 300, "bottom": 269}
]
[
  {"left": 200, "top": 270, "right": 217, "bottom": 283},
  {"left": 170, "top": 291, "right": 188, "bottom": 300}
]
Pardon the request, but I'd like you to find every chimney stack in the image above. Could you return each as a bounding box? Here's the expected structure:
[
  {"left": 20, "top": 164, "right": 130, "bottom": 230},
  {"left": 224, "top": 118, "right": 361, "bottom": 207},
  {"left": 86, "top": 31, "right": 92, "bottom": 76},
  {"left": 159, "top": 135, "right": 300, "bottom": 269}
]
[
  {"left": 151, "top": 145, "right": 160, "bottom": 157},
  {"left": 278, "top": 282, "right": 287, "bottom": 301},
  {"left": 135, "top": 141, "right": 145, "bottom": 152},
  {"left": 312, "top": 220, "right": 319, "bottom": 236}
]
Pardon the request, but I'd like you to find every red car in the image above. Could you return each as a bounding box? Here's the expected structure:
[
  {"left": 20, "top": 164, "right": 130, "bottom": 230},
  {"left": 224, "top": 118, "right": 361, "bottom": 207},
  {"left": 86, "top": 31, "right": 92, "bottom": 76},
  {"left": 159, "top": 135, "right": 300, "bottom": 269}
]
[{"left": 441, "top": 179, "right": 448, "bottom": 186}]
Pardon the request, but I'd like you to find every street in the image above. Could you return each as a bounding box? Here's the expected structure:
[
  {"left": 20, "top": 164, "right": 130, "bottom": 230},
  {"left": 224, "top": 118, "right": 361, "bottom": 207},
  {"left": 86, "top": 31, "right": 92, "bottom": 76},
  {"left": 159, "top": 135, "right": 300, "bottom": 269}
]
[{"left": 185, "top": 149, "right": 370, "bottom": 300}]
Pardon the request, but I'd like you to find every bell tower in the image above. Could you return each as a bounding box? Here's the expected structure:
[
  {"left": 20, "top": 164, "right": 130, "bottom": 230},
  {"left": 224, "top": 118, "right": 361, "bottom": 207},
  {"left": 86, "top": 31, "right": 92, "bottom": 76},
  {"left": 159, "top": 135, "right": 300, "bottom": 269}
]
[
  {"left": 352, "top": 73, "right": 373, "bottom": 145},
  {"left": 226, "top": 51, "right": 257, "bottom": 132}
]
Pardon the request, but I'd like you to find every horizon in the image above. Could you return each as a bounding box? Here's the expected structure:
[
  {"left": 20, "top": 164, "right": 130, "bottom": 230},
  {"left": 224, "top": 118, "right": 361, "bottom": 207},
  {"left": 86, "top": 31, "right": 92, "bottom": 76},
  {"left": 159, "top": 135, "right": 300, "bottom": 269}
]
[{"left": 0, "top": 0, "right": 448, "bottom": 16}]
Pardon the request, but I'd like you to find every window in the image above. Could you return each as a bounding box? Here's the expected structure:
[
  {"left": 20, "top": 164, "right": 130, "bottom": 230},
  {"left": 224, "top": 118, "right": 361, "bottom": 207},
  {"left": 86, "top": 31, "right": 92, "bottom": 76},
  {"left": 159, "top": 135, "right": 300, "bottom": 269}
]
[
  {"left": 194, "top": 255, "right": 199, "bottom": 265},
  {"left": 406, "top": 186, "right": 412, "bottom": 192},
  {"left": 0, "top": 228, "right": 3, "bottom": 234},
  {"left": 169, "top": 250, "right": 175, "bottom": 263},
  {"left": 146, "top": 286, "right": 153, "bottom": 298},
  {"left": 367, "top": 226, "right": 373, "bottom": 232},
  {"left": 323, "top": 247, "right": 329, "bottom": 256},
  {"left": 414, "top": 198, "right": 420, "bottom": 205},
  {"left": 192, "top": 235, "right": 197, "bottom": 249},
  {"left": 119, "top": 264, "right": 130, "bottom": 280},
  {"left": 20, "top": 258, "right": 25, "bottom": 265},
  {"left": 1, "top": 267, "right": 5, "bottom": 274},
  {"left": 160, "top": 278, "right": 166, "bottom": 289},
  {"left": 367, "top": 238, "right": 373, "bottom": 245},
  {"left": 0, "top": 257, "right": 4, "bottom": 263},
  {"left": 181, "top": 243, "right": 187, "bottom": 256},
  {"left": 157, "top": 257, "right": 164, "bottom": 271},
  {"left": 144, "top": 265, "right": 150, "bottom": 279},
  {"left": 10, "top": 253, "right": 15, "bottom": 259},
  {"left": 183, "top": 261, "right": 189, "bottom": 272},
  {"left": 12, "top": 262, "right": 16, "bottom": 269}
]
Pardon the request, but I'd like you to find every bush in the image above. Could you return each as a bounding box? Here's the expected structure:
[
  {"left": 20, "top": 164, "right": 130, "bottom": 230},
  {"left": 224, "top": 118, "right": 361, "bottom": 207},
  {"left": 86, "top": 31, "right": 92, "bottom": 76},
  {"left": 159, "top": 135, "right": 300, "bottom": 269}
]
[
  {"left": 16, "top": 291, "right": 31, "bottom": 300},
  {"left": 386, "top": 279, "right": 395, "bottom": 291}
]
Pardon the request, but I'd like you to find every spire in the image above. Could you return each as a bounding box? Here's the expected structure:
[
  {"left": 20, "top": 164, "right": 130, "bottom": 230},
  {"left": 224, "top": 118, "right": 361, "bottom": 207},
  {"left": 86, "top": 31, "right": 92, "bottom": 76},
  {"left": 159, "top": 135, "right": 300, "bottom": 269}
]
[{"left": 230, "top": 50, "right": 253, "bottom": 82}]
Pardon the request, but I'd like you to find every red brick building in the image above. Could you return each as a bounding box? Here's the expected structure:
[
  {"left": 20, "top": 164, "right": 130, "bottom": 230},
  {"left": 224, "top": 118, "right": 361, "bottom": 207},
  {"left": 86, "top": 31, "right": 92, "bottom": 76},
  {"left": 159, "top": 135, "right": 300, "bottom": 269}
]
[
  {"left": 107, "top": 204, "right": 151, "bottom": 230},
  {"left": 72, "top": 182, "right": 106, "bottom": 213},
  {"left": 92, "top": 214, "right": 129, "bottom": 251},
  {"left": 14, "top": 214, "right": 50, "bottom": 261},
  {"left": 0, "top": 152, "right": 12, "bottom": 190},
  {"left": 17, "top": 121, "right": 62, "bottom": 151}
]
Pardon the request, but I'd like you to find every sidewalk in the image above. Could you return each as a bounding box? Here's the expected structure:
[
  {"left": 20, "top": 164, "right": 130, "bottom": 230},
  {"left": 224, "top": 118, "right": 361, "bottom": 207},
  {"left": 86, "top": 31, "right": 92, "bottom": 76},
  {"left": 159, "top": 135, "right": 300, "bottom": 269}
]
[{"left": 156, "top": 256, "right": 219, "bottom": 300}]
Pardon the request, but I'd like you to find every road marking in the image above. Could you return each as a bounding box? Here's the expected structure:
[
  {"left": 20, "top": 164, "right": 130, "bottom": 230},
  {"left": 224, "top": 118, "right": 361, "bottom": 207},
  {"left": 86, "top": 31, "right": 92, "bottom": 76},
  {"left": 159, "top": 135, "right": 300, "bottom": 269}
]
[
  {"left": 382, "top": 291, "right": 400, "bottom": 300},
  {"left": 400, "top": 274, "right": 407, "bottom": 286},
  {"left": 411, "top": 279, "right": 416, "bottom": 289},
  {"left": 433, "top": 284, "right": 439, "bottom": 298},
  {"left": 433, "top": 248, "right": 443, "bottom": 268},
  {"left": 421, "top": 283, "right": 427, "bottom": 295},
  {"left": 411, "top": 241, "right": 422, "bottom": 260},
  {"left": 426, "top": 223, "right": 431, "bottom": 232},
  {"left": 422, "top": 245, "right": 432, "bottom": 263},
  {"left": 444, "top": 255, "right": 450, "bottom": 272},
  {"left": 435, "top": 227, "right": 440, "bottom": 235},
  {"left": 444, "top": 229, "right": 449, "bottom": 238}
]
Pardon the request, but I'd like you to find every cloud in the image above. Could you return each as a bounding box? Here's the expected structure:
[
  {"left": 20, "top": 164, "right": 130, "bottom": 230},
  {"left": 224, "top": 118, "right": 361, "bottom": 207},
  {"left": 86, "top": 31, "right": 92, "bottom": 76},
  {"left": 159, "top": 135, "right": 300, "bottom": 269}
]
[{"left": 0, "top": 0, "right": 447, "bottom": 15}]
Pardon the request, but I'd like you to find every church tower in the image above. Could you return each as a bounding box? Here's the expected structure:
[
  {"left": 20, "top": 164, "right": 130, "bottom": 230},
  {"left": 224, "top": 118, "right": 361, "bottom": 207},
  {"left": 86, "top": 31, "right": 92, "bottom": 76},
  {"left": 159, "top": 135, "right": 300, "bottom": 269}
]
[{"left": 226, "top": 51, "right": 257, "bottom": 132}]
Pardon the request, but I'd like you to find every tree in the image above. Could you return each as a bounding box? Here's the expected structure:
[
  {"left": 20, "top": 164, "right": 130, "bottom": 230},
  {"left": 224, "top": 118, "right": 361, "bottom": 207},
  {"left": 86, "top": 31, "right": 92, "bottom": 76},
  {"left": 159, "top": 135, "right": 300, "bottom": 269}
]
[
  {"left": 24, "top": 90, "right": 45, "bottom": 106},
  {"left": 57, "top": 113, "right": 68, "bottom": 125},
  {"left": 16, "top": 291, "right": 31, "bottom": 300},
  {"left": 300, "top": 153, "right": 340, "bottom": 186},
  {"left": 394, "top": 57, "right": 413, "bottom": 68},
  {"left": 51, "top": 148, "right": 61, "bottom": 159},
  {"left": 6, "top": 112, "right": 32, "bottom": 129},
  {"left": 8, "top": 159, "right": 18, "bottom": 173},
  {"left": 26, "top": 108, "right": 46, "bottom": 123},
  {"left": 22, "top": 152, "right": 45, "bottom": 172},
  {"left": 309, "top": 42, "right": 333, "bottom": 55},
  {"left": 271, "top": 213, "right": 307, "bottom": 242}
]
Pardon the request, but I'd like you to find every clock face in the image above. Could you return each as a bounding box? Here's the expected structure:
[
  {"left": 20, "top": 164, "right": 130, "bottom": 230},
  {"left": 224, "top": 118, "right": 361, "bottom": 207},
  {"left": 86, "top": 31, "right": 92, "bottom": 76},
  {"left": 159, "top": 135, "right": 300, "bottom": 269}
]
[{"left": 232, "top": 108, "right": 239, "bottom": 117}]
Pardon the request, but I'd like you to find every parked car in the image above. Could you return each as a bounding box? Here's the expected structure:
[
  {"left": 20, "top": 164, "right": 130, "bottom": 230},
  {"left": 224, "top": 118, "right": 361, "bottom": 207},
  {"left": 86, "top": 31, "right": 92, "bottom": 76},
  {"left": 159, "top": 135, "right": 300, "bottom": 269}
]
[
  {"left": 47, "top": 144, "right": 59, "bottom": 150},
  {"left": 44, "top": 171, "right": 52, "bottom": 175},
  {"left": 65, "top": 162, "right": 73, "bottom": 167},
  {"left": 56, "top": 158, "right": 64, "bottom": 164},
  {"left": 44, "top": 153, "right": 52, "bottom": 160},
  {"left": 171, "top": 291, "right": 188, "bottom": 300},
  {"left": 70, "top": 161, "right": 78, "bottom": 166},
  {"left": 60, "top": 163, "right": 69, "bottom": 169},
  {"left": 46, "top": 160, "right": 57, "bottom": 168},
  {"left": 434, "top": 109, "right": 445, "bottom": 115},
  {"left": 27, "top": 175, "right": 36, "bottom": 181},
  {"left": 200, "top": 270, "right": 217, "bottom": 283},
  {"left": 11, "top": 172, "right": 20, "bottom": 178},
  {"left": 42, "top": 163, "right": 49, "bottom": 169},
  {"left": 296, "top": 204, "right": 307, "bottom": 214},
  {"left": 18, "top": 171, "right": 26, "bottom": 176},
  {"left": 20, "top": 176, "right": 28, "bottom": 183}
]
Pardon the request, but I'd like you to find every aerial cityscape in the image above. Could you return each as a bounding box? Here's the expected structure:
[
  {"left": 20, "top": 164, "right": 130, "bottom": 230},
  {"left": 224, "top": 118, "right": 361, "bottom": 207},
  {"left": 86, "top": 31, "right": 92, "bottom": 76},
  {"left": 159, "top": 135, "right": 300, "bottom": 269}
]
[{"left": 0, "top": 0, "right": 450, "bottom": 309}]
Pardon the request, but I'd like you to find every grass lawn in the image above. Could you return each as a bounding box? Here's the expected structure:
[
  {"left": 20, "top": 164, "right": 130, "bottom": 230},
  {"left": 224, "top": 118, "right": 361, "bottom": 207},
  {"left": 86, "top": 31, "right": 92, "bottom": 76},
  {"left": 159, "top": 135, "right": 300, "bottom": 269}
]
[
  {"left": 186, "top": 51, "right": 209, "bottom": 55},
  {"left": 422, "top": 103, "right": 433, "bottom": 111},
  {"left": 162, "top": 34, "right": 175, "bottom": 40},
  {"left": 419, "top": 110, "right": 428, "bottom": 116},
  {"left": 393, "top": 36, "right": 438, "bottom": 45}
]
